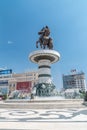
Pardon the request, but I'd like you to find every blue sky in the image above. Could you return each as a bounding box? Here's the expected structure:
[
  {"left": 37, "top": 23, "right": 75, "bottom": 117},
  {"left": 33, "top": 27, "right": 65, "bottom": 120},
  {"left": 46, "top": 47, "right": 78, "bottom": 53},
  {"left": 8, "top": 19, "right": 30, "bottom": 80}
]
[{"left": 0, "top": 0, "right": 87, "bottom": 90}]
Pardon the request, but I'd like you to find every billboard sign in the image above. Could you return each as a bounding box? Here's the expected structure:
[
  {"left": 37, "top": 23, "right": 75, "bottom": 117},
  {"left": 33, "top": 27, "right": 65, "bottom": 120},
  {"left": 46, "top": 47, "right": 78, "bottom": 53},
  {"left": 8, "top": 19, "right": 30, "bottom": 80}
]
[
  {"left": 16, "top": 81, "right": 32, "bottom": 92},
  {"left": 0, "top": 69, "right": 12, "bottom": 75}
]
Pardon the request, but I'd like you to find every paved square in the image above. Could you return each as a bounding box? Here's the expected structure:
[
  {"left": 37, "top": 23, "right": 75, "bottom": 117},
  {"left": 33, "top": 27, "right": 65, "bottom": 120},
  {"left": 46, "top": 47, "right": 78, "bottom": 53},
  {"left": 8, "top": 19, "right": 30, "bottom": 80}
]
[
  {"left": 0, "top": 108, "right": 87, "bottom": 130},
  {"left": 0, "top": 108, "right": 87, "bottom": 122}
]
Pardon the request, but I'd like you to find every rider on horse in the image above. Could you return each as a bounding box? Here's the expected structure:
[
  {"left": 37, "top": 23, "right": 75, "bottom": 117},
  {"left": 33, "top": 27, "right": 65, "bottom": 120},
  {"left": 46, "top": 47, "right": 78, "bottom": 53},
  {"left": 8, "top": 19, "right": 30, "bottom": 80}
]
[
  {"left": 36, "top": 26, "right": 53, "bottom": 49},
  {"left": 38, "top": 26, "right": 50, "bottom": 45},
  {"left": 38, "top": 26, "right": 50, "bottom": 36}
]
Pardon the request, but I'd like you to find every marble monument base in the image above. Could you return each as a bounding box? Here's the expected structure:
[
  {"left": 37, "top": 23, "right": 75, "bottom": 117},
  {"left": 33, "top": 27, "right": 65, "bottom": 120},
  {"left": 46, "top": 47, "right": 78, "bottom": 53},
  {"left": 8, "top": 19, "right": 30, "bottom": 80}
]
[{"left": 29, "top": 50, "right": 60, "bottom": 97}]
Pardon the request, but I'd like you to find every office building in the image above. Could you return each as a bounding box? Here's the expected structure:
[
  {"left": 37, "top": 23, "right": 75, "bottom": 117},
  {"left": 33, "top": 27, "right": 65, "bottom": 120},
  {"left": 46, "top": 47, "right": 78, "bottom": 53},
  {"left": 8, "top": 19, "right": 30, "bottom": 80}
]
[
  {"left": 0, "top": 69, "right": 38, "bottom": 98},
  {"left": 63, "top": 71, "right": 86, "bottom": 92}
]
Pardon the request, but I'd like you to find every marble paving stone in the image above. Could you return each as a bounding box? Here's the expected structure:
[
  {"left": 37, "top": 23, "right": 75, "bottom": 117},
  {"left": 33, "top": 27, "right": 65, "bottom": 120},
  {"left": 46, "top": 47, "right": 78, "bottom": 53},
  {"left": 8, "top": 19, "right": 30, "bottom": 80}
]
[{"left": 0, "top": 108, "right": 87, "bottom": 122}]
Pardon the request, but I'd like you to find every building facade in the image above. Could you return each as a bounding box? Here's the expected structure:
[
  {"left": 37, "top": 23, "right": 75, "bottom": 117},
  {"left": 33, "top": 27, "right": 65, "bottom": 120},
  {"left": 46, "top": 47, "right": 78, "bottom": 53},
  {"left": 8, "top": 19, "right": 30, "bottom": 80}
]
[
  {"left": 63, "top": 71, "right": 86, "bottom": 92},
  {"left": 0, "top": 69, "right": 12, "bottom": 96},
  {"left": 0, "top": 69, "right": 38, "bottom": 99}
]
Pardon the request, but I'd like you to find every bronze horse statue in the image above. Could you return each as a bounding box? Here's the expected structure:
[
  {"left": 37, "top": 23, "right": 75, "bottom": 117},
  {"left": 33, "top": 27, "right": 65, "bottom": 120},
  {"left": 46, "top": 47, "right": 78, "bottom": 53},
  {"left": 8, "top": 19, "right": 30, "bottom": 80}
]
[{"left": 36, "top": 26, "right": 53, "bottom": 49}]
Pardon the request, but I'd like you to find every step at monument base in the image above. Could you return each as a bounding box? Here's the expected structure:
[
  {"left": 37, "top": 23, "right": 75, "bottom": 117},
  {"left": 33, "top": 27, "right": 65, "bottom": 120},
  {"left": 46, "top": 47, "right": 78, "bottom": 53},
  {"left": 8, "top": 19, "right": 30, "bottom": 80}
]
[{"left": 0, "top": 99, "right": 85, "bottom": 109}]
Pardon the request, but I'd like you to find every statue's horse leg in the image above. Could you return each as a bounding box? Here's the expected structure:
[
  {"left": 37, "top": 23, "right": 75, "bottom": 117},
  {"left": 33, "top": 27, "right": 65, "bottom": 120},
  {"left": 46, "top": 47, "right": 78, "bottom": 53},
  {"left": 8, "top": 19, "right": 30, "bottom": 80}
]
[
  {"left": 43, "top": 41, "right": 46, "bottom": 49},
  {"left": 43, "top": 38, "right": 48, "bottom": 49},
  {"left": 48, "top": 38, "right": 53, "bottom": 49},
  {"left": 40, "top": 42, "right": 43, "bottom": 48},
  {"left": 36, "top": 38, "right": 43, "bottom": 48},
  {"left": 39, "top": 37, "right": 43, "bottom": 48},
  {"left": 43, "top": 44, "right": 45, "bottom": 49},
  {"left": 36, "top": 40, "right": 39, "bottom": 48}
]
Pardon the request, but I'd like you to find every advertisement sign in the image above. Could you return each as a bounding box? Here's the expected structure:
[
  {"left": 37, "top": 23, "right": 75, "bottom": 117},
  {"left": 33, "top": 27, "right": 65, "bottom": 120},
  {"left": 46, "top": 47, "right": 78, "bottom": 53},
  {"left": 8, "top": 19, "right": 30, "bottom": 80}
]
[
  {"left": 16, "top": 81, "right": 32, "bottom": 92},
  {"left": 0, "top": 69, "right": 12, "bottom": 75}
]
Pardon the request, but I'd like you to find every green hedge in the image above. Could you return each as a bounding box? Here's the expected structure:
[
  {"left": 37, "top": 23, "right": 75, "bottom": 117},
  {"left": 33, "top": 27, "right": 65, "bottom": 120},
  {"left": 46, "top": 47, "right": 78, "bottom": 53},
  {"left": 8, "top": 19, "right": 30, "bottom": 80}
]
[{"left": 2, "top": 94, "right": 7, "bottom": 100}]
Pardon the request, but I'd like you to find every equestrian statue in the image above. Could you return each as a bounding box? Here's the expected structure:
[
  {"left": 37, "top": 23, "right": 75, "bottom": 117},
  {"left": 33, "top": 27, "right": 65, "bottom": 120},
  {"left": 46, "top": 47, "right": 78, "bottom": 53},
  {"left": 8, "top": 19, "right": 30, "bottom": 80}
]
[{"left": 36, "top": 26, "right": 53, "bottom": 49}]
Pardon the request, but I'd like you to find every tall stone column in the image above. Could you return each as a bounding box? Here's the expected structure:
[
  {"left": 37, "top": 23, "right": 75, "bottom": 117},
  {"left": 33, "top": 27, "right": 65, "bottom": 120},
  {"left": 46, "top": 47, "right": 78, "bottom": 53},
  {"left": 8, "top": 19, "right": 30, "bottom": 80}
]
[{"left": 29, "top": 50, "right": 60, "bottom": 96}]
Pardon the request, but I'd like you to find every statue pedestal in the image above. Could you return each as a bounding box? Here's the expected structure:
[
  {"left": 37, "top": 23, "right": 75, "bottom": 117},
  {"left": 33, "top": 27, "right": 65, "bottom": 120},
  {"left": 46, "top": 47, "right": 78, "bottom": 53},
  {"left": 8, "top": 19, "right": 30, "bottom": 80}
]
[{"left": 29, "top": 50, "right": 60, "bottom": 96}]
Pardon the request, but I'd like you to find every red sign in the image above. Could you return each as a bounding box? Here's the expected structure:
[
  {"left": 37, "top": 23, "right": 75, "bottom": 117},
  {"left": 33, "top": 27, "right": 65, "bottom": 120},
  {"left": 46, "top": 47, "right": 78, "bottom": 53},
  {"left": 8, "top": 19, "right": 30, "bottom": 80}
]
[{"left": 16, "top": 81, "right": 32, "bottom": 92}]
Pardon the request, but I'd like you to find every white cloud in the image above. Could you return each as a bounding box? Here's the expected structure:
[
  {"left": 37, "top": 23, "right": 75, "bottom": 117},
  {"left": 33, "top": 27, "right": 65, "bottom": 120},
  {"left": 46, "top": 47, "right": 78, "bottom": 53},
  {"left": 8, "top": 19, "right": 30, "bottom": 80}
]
[{"left": 8, "top": 41, "right": 13, "bottom": 44}]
